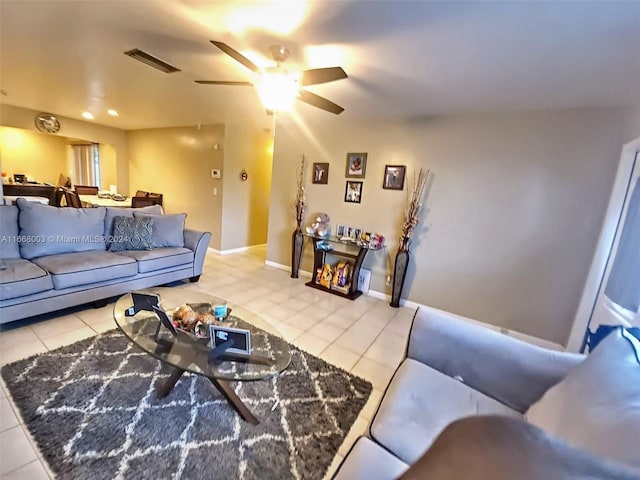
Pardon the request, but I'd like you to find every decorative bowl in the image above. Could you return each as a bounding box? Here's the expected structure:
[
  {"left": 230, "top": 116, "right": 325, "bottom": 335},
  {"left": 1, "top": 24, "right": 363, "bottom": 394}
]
[{"left": 172, "top": 303, "right": 231, "bottom": 341}]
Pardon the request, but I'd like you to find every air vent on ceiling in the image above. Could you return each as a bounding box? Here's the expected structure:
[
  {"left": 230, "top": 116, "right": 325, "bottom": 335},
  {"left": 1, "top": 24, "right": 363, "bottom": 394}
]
[{"left": 124, "top": 48, "right": 180, "bottom": 74}]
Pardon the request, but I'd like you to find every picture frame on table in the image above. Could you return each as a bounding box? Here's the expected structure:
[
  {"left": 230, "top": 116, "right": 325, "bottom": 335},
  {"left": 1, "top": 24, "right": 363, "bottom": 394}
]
[
  {"left": 209, "top": 325, "right": 252, "bottom": 355},
  {"left": 336, "top": 224, "right": 346, "bottom": 238},
  {"left": 312, "top": 162, "right": 329, "bottom": 184},
  {"left": 383, "top": 165, "right": 406, "bottom": 190},
  {"left": 345, "top": 226, "right": 354, "bottom": 239},
  {"left": 344, "top": 181, "right": 363, "bottom": 204},
  {"left": 345, "top": 153, "right": 367, "bottom": 178}
]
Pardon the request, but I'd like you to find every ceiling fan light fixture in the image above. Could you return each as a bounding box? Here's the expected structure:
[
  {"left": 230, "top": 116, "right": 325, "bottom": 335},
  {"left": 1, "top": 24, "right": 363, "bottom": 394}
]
[{"left": 256, "top": 70, "right": 298, "bottom": 112}]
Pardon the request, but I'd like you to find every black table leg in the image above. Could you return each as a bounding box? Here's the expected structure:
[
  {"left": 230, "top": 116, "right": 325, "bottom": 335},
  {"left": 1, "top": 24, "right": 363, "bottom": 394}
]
[
  {"left": 156, "top": 367, "right": 186, "bottom": 399},
  {"left": 209, "top": 377, "right": 259, "bottom": 425}
]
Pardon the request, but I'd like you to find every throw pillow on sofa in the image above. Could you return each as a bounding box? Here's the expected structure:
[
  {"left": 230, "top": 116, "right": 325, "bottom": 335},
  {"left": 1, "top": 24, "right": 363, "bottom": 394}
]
[
  {"left": 16, "top": 198, "right": 106, "bottom": 259},
  {"left": 133, "top": 212, "right": 186, "bottom": 248},
  {"left": 108, "top": 216, "right": 154, "bottom": 252},
  {"left": 0, "top": 205, "right": 21, "bottom": 259},
  {"left": 525, "top": 327, "right": 640, "bottom": 470},
  {"left": 104, "top": 205, "right": 163, "bottom": 248}
]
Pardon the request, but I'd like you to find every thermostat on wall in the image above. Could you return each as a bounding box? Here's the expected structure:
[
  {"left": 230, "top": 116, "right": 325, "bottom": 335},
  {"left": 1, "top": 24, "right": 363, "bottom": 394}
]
[{"left": 211, "top": 169, "right": 222, "bottom": 179}]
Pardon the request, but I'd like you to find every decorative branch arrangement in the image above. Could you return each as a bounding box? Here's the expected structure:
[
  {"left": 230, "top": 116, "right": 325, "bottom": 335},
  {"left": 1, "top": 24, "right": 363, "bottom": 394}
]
[
  {"left": 398, "top": 168, "right": 429, "bottom": 251},
  {"left": 293, "top": 155, "right": 307, "bottom": 232},
  {"left": 291, "top": 155, "right": 307, "bottom": 278}
]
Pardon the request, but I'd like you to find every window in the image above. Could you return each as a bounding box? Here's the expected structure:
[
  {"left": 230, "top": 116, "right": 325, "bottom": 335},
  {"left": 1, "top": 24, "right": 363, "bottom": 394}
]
[{"left": 71, "top": 143, "right": 100, "bottom": 187}]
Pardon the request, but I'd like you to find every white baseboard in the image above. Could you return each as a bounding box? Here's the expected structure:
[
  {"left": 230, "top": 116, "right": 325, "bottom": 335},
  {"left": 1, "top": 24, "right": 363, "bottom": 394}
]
[
  {"left": 263, "top": 260, "right": 563, "bottom": 351},
  {"left": 264, "top": 260, "right": 287, "bottom": 271},
  {"left": 368, "top": 288, "right": 421, "bottom": 309},
  {"left": 370, "top": 291, "right": 561, "bottom": 349},
  {"left": 208, "top": 244, "right": 266, "bottom": 256},
  {"left": 264, "top": 260, "right": 313, "bottom": 278}
]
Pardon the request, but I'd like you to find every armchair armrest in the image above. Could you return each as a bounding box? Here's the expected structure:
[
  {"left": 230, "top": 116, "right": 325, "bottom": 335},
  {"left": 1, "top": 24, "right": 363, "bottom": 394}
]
[
  {"left": 183, "top": 229, "right": 212, "bottom": 277},
  {"left": 407, "top": 307, "right": 585, "bottom": 412}
]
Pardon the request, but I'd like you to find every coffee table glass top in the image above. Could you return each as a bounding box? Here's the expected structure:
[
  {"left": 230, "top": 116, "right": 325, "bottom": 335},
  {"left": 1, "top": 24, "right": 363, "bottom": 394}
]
[{"left": 113, "top": 289, "right": 292, "bottom": 382}]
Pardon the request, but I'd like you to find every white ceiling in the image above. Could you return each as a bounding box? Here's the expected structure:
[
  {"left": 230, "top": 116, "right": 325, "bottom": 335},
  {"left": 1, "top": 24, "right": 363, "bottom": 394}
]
[{"left": 1, "top": 1, "right": 639, "bottom": 130}]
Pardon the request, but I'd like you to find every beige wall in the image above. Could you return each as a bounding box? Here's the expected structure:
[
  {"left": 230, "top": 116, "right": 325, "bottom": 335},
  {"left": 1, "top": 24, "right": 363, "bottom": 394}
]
[
  {"left": 127, "top": 125, "right": 225, "bottom": 249},
  {"left": 0, "top": 126, "right": 68, "bottom": 184},
  {"left": 99, "top": 144, "right": 117, "bottom": 190},
  {"left": 221, "top": 125, "right": 273, "bottom": 250},
  {"left": 267, "top": 107, "right": 640, "bottom": 345},
  {"left": 0, "top": 104, "right": 129, "bottom": 192}
]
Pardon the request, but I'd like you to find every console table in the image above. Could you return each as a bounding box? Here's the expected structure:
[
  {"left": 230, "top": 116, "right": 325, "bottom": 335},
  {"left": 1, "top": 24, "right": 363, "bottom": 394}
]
[{"left": 304, "top": 234, "right": 382, "bottom": 300}]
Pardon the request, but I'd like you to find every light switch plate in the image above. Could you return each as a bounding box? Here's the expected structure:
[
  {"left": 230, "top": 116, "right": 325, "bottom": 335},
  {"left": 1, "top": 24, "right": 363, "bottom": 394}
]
[{"left": 211, "top": 169, "right": 221, "bottom": 179}]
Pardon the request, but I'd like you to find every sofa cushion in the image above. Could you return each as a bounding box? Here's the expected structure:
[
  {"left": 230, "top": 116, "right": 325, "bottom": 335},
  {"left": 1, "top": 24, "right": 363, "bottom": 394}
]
[
  {"left": 108, "top": 216, "right": 153, "bottom": 252},
  {"left": 104, "top": 205, "right": 163, "bottom": 248},
  {"left": 526, "top": 328, "right": 640, "bottom": 470},
  {"left": 0, "top": 259, "right": 53, "bottom": 300},
  {"left": 0, "top": 205, "right": 21, "bottom": 259},
  {"left": 334, "top": 437, "right": 408, "bottom": 480},
  {"left": 16, "top": 198, "right": 107, "bottom": 259},
  {"left": 33, "top": 251, "right": 137, "bottom": 290},
  {"left": 370, "top": 358, "right": 520, "bottom": 465},
  {"left": 133, "top": 212, "right": 186, "bottom": 248},
  {"left": 113, "top": 247, "right": 194, "bottom": 273}
]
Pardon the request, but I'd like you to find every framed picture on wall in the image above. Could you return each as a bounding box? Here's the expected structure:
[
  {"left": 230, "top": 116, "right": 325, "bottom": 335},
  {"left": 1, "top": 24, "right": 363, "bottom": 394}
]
[
  {"left": 312, "top": 162, "right": 329, "bottom": 184},
  {"left": 345, "top": 181, "right": 363, "bottom": 203},
  {"left": 383, "top": 165, "right": 406, "bottom": 190},
  {"left": 345, "top": 153, "right": 367, "bottom": 178}
]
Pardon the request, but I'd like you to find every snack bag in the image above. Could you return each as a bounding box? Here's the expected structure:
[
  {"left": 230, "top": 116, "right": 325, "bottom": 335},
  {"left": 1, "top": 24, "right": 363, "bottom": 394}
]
[
  {"left": 332, "top": 261, "right": 351, "bottom": 288},
  {"left": 319, "top": 263, "right": 333, "bottom": 288}
]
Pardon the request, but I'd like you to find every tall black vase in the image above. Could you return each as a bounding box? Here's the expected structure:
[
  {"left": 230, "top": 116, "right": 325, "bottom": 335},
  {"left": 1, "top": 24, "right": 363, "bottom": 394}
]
[
  {"left": 390, "top": 249, "right": 409, "bottom": 308},
  {"left": 291, "top": 229, "right": 304, "bottom": 278}
]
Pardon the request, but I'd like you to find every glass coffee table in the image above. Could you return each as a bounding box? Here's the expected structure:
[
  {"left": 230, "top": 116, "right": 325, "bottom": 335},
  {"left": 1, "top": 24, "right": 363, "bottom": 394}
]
[{"left": 114, "top": 289, "right": 292, "bottom": 425}]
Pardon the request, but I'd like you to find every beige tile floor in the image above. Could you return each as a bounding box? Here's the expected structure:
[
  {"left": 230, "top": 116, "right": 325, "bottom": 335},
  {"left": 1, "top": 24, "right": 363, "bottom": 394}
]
[{"left": 0, "top": 246, "right": 414, "bottom": 479}]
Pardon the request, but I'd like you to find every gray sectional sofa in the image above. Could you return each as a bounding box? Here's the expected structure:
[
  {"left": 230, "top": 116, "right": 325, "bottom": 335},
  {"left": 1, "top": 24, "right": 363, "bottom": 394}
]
[
  {"left": 334, "top": 306, "right": 640, "bottom": 479},
  {"left": 0, "top": 199, "right": 211, "bottom": 324}
]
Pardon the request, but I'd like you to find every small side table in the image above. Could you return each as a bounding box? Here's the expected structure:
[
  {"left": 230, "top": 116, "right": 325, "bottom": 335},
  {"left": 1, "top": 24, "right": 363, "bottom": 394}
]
[{"left": 303, "top": 234, "right": 381, "bottom": 300}]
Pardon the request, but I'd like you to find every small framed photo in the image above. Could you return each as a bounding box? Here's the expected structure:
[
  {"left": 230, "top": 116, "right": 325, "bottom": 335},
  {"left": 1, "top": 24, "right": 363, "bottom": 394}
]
[
  {"left": 345, "top": 226, "right": 354, "bottom": 239},
  {"left": 209, "top": 325, "right": 252, "bottom": 355},
  {"left": 345, "top": 181, "right": 363, "bottom": 203},
  {"left": 312, "top": 162, "right": 329, "bottom": 184},
  {"left": 336, "top": 224, "right": 346, "bottom": 238},
  {"left": 353, "top": 228, "right": 363, "bottom": 241},
  {"left": 383, "top": 165, "right": 406, "bottom": 190},
  {"left": 345, "top": 152, "right": 367, "bottom": 178}
]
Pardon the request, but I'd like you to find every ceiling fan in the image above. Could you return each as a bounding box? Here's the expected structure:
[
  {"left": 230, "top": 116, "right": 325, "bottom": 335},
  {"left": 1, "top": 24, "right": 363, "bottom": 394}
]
[{"left": 195, "top": 41, "right": 347, "bottom": 115}]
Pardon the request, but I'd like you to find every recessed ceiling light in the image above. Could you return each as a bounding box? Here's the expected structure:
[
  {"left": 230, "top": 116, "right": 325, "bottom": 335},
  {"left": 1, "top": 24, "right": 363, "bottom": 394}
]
[
  {"left": 107, "top": 109, "right": 119, "bottom": 117},
  {"left": 82, "top": 111, "right": 94, "bottom": 120}
]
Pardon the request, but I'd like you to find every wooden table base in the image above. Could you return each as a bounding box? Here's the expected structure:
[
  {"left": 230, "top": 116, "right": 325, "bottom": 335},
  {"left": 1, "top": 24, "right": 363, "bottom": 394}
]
[{"left": 156, "top": 367, "right": 259, "bottom": 425}]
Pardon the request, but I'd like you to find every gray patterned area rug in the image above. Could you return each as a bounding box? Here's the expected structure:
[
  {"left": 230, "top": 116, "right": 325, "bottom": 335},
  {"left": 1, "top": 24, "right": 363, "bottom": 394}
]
[{"left": 1, "top": 329, "right": 371, "bottom": 480}]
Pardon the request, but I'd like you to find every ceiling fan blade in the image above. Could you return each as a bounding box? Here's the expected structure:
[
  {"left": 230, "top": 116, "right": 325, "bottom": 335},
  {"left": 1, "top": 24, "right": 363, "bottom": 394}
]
[
  {"left": 298, "top": 90, "right": 344, "bottom": 115},
  {"left": 299, "top": 67, "right": 348, "bottom": 86},
  {"left": 210, "top": 41, "right": 260, "bottom": 74},
  {"left": 195, "top": 80, "right": 253, "bottom": 86}
]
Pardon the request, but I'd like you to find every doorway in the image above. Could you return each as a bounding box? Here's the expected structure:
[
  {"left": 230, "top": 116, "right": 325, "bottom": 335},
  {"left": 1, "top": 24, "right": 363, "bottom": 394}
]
[{"left": 568, "top": 137, "right": 640, "bottom": 351}]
